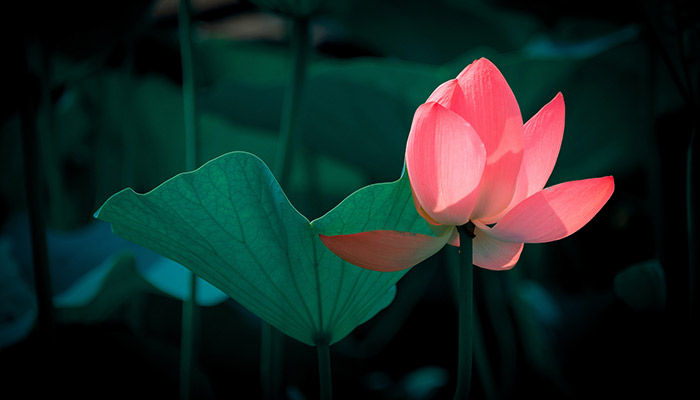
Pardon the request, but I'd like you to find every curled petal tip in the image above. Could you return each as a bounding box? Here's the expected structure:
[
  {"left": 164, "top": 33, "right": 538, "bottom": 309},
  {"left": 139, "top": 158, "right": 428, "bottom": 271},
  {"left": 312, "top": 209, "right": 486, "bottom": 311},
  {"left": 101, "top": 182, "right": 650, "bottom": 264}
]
[{"left": 473, "top": 57, "right": 496, "bottom": 67}]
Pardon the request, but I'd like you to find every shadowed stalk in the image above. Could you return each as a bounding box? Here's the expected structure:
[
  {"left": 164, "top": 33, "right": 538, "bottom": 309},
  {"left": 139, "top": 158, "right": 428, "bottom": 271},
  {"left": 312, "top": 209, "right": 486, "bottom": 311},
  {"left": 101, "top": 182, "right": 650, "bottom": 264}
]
[
  {"left": 180, "top": 269, "right": 200, "bottom": 400},
  {"left": 688, "top": 128, "right": 697, "bottom": 321},
  {"left": 480, "top": 269, "right": 516, "bottom": 397},
  {"left": 274, "top": 16, "right": 310, "bottom": 184},
  {"left": 454, "top": 223, "right": 475, "bottom": 400},
  {"left": 261, "top": 321, "right": 284, "bottom": 400},
  {"left": 317, "top": 340, "right": 332, "bottom": 400},
  {"left": 180, "top": 0, "right": 198, "bottom": 172},
  {"left": 473, "top": 298, "right": 496, "bottom": 399},
  {"left": 178, "top": 0, "right": 200, "bottom": 398},
  {"left": 261, "top": 15, "right": 312, "bottom": 399}
]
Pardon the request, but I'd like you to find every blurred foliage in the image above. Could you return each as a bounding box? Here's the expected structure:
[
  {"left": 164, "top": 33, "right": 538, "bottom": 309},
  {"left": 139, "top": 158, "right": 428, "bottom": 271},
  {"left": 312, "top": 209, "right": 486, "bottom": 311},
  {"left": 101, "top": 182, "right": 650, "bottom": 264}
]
[
  {"left": 247, "top": 0, "right": 325, "bottom": 18},
  {"left": 614, "top": 259, "right": 666, "bottom": 311},
  {"left": 1, "top": 0, "right": 697, "bottom": 399}
]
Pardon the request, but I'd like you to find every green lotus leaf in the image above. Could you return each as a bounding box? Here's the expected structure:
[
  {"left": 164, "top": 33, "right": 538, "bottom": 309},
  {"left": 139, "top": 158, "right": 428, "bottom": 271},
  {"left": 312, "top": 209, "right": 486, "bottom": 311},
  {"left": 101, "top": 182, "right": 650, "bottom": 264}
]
[{"left": 96, "top": 151, "right": 432, "bottom": 345}]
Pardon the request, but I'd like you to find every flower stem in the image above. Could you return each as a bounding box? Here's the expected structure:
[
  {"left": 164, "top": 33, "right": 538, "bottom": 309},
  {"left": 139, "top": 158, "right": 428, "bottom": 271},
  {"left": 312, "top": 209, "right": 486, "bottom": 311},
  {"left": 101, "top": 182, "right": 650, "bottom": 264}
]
[
  {"left": 454, "top": 223, "right": 474, "bottom": 400},
  {"left": 178, "top": 0, "right": 200, "bottom": 398},
  {"left": 473, "top": 305, "right": 496, "bottom": 399},
  {"left": 317, "top": 340, "right": 333, "bottom": 400}
]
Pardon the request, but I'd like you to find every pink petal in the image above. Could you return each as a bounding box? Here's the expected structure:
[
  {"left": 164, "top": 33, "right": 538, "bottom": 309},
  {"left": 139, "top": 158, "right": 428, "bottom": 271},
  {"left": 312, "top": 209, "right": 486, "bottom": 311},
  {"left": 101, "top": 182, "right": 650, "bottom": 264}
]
[
  {"left": 446, "top": 227, "right": 522, "bottom": 269},
  {"left": 484, "top": 176, "right": 615, "bottom": 243},
  {"left": 426, "top": 79, "right": 468, "bottom": 113},
  {"left": 447, "top": 228, "right": 460, "bottom": 247},
  {"left": 493, "top": 92, "right": 566, "bottom": 221},
  {"left": 410, "top": 185, "right": 441, "bottom": 226},
  {"left": 472, "top": 228, "right": 524, "bottom": 270},
  {"left": 319, "top": 230, "right": 451, "bottom": 272},
  {"left": 455, "top": 58, "right": 524, "bottom": 221},
  {"left": 405, "top": 102, "right": 486, "bottom": 226}
]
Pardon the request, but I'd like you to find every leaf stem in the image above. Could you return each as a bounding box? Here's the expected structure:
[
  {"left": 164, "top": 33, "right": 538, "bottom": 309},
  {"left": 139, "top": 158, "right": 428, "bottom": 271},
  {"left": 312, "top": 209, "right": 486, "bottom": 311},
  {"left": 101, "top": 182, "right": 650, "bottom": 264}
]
[
  {"left": 179, "top": 0, "right": 198, "bottom": 172},
  {"left": 454, "top": 223, "right": 475, "bottom": 400},
  {"left": 260, "top": 15, "right": 311, "bottom": 398},
  {"left": 180, "top": 272, "right": 200, "bottom": 400},
  {"left": 178, "top": 0, "right": 200, "bottom": 398},
  {"left": 688, "top": 128, "right": 698, "bottom": 321},
  {"left": 317, "top": 340, "right": 333, "bottom": 400},
  {"left": 273, "top": 16, "right": 311, "bottom": 183},
  {"left": 261, "top": 321, "right": 284, "bottom": 399}
]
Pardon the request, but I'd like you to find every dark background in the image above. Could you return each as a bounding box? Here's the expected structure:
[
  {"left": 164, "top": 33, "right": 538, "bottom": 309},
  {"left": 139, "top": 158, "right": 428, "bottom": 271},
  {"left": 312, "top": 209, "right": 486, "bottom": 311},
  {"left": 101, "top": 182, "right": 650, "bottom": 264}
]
[{"left": 1, "top": 0, "right": 698, "bottom": 399}]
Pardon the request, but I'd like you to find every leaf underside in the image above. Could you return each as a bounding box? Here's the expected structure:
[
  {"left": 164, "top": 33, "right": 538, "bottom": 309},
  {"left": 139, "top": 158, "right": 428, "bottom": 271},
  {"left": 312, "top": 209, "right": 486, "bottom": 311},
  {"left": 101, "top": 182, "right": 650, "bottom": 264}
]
[{"left": 96, "top": 151, "right": 433, "bottom": 345}]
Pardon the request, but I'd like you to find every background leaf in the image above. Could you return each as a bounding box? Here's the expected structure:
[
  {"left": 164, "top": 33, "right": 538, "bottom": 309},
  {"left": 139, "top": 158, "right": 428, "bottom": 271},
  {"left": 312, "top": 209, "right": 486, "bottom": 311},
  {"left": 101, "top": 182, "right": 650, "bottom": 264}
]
[{"left": 613, "top": 259, "right": 666, "bottom": 312}]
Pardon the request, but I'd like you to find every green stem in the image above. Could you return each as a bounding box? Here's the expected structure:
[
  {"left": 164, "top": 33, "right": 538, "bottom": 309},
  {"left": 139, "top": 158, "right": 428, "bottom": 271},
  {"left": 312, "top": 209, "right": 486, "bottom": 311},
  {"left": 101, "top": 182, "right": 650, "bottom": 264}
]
[
  {"left": 273, "top": 16, "right": 311, "bottom": 182},
  {"left": 473, "top": 302, "right": 496, "bottom": 399},
  {"left": 260, "top": 15, "right": 312, "bottom": 398},
  {"left": 180, "top": 272, "right": 200, "bottom": 400},
  {"left": 178, "top": 1, "right": 200, "bottom": 398},
  {"left": 688, "top": 128, "right": 697, "bottom": 321},
  {"left": 179, "top": 0, "right": 197, "bottom": 172},
  {"left": 480, "top": 269, "right": 516, "bottom": 397},
  {"left": 317, "top": 340, "right": 333, "bottom": 400},
  {"left": 454, "top": 223, "right": 474, "bottom": 400},
  {"left": 260, "top": 321, "right": 284, "bottom": 400}
]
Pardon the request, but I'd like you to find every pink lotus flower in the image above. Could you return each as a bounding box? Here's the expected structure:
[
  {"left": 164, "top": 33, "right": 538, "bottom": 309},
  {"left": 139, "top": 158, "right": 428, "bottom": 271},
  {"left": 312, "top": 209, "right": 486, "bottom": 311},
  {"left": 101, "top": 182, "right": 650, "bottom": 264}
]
[{"left": 320, "top": 58, "right": 614, "bottom": 271}]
